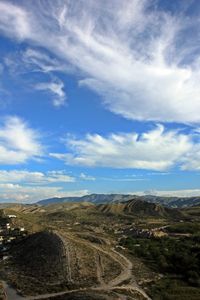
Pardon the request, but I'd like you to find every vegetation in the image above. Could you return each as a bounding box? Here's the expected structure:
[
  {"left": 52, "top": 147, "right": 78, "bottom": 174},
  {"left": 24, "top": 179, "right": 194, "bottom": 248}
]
[
  {"left": 121, "top": 235, "right": 200, "bottom": 299},
  {"left": 166, "top": 222, "right": 200, "bottom": 234}
]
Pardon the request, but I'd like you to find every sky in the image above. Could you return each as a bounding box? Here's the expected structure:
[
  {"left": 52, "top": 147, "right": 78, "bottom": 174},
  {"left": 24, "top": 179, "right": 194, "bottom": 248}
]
[{"left": 0, "top": 0, "right": 200, "bottom": 202}]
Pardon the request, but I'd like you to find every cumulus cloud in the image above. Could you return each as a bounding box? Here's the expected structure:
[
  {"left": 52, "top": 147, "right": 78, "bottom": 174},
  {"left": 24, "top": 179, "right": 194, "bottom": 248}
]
[
  {"left": 0, "top": 170, "right": 75, "bottom": 184},
  {"left": 0, "top": 169, "right": 92, "bottom": 203},
  {"left": 50, "top": 125, "right": 200, "bottom": 171},
  {"left": 0, "top": 116, "right": 42, "bottom": 164},
  {"left": 1, "top": 1, "right": 200, "bottom": 122}
]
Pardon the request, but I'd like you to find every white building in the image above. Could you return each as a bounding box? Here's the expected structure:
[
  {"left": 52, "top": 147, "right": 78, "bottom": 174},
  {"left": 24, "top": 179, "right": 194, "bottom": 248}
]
[{"left": 7, "top": 215, "right": 17, "bottom": 218}]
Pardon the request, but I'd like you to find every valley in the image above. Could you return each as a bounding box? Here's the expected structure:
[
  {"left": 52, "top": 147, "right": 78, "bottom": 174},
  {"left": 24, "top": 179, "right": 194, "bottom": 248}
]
[{"left": 0, "top": 197, "right": 199, "bottom": 299}]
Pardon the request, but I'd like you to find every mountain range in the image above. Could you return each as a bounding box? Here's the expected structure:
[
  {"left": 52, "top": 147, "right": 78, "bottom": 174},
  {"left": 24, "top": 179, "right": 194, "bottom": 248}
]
[{"left": 37, "top": 193, "right": 200, "bottom": 208}]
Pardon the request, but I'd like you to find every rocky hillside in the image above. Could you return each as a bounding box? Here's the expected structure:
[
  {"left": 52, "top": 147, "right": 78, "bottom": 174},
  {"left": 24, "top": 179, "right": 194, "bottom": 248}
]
[
  {"left": 98, "top": 198, "right": 182, "bottom": 218},
  {"left": 6, "top": 231, "right": 67, "bottom": 295}
]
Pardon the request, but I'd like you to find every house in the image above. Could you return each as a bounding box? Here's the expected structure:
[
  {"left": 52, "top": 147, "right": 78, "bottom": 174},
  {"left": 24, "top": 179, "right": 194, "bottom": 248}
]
[
  {"left": 7, "top": 215, "right": 16, "bottom": 218},
  {"left": 6, "top": 223, "right": 10, "bottom": 229}
]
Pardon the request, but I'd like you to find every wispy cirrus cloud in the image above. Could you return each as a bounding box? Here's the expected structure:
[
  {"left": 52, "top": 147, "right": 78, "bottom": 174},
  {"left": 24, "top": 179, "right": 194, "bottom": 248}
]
[
  {"left": 0, "top": 0, "right": 200, "bottom": 122},
  {"left": 50, "top": 125, "right": 200, "bottom": 171},
  {"left": 80, "top": 172, "right": 95, "bottom": 181},
  {"left": 0, "top": 116, "right": 42, "bottom": 164},
  {"left": 35, "top": 78, "right": 67, "bottom": 107},
  {"left": 21, "top": 48, "right": 67, "bottom": 74},
  {"left": 1, "top": 1, "right": 200, "bottom": 122},
  {"left": 4, "top": 48, "right": 67, "bottom": 75}
]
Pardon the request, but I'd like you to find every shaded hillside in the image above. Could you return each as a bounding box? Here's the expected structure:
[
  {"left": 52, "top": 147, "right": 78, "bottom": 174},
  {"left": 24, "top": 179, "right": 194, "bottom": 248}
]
[
  {"left": 98, "top": 198, "right": 182, "bottom": 218},
  {"left": 6, "top": 231, "right": 67, "bottom": 295}
]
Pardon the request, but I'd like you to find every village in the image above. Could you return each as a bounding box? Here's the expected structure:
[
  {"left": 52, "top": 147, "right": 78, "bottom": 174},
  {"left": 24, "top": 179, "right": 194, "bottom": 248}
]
[{"left": 0, "top": 213, "right": 28, "bottom": 261}]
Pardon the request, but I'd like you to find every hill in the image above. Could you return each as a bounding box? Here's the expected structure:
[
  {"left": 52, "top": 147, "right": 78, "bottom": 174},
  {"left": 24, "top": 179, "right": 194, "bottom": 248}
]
[
  {"left": 6, "top": 231, "right": 67, "bottom": 295},
  {"left": 4, "top": 230, "right": 150, "bottom": 300},
  {"left": 98, "top": 198, "right": 182, "bottom": 219}
]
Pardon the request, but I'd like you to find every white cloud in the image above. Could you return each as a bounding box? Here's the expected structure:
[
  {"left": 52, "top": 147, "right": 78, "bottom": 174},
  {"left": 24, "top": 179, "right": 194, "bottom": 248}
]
[
  {"left": 0, "top": 184, "right": 89, "bottom": 203},
  {"left": 98, "top": 177, "right": 146, "bottom": 182},
  {"left": 140, "top": 189, "right": 200, "bottom": 197},
  {"left": 0, "top": 116, "right": 42, "bottom": 164},
  {"left": 22, "top": 48, "right": 67, "bottom": 73},
  {"left": 1, "top": 1, "right": 200, "bottom": 122},
  {"left": 0, "top": 170, "right": 75, "bottom": 184},
  {"left": 0, "top": 1, "right": 30, "bottom": 40},
  {"left": 35, "top": 78, "right": 66, "bottom": 107},
  {"left": 80, "top": 173, "right": 95, "bottom": 181},
  {"left": 51, "top": 125, "right": 199, "bottom": 171},
  {"left": 4, "top": 48, "right": 66, "bottom": 75}
]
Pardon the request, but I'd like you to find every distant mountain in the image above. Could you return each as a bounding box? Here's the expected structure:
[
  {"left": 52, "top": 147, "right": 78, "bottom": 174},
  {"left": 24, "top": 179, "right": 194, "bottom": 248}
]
[
  {"left": 143, "top": 195, "right": 200, "bottom": 208},
  {"left": 37, "top": 193, "right": 200, "bottom": 208},
  {"left": 37, "top": 194, "right": 134, "bottom": 205},
  {"left": 37, "top": 196, "right": 80, "bottom": 205}
]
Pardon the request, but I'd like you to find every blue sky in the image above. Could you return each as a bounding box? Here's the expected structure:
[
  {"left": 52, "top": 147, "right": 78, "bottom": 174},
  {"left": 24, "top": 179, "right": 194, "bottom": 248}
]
[{"left": 0, "top": 0, "right": 200, "bottom": 202}]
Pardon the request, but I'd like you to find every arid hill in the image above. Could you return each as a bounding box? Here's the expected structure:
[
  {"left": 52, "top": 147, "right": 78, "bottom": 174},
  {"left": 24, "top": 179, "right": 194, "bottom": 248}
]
[
  {"left": 97, "top": 198, "right": 182, "bottom": 218},
  {"left": 7, "top": 231, "right": 67, "bottom": 295}
]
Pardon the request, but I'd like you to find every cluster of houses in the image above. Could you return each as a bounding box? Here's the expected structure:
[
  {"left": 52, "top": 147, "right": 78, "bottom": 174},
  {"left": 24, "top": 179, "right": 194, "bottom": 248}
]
[
  {"left": 127, "top": 227, "right": 168, "bottom": 238},
  {"left": 0, "top": 214, "right": 27, "bottom": 258},
  {"left": 114, "top": 224, "right": 168, "bottom": 239}
]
